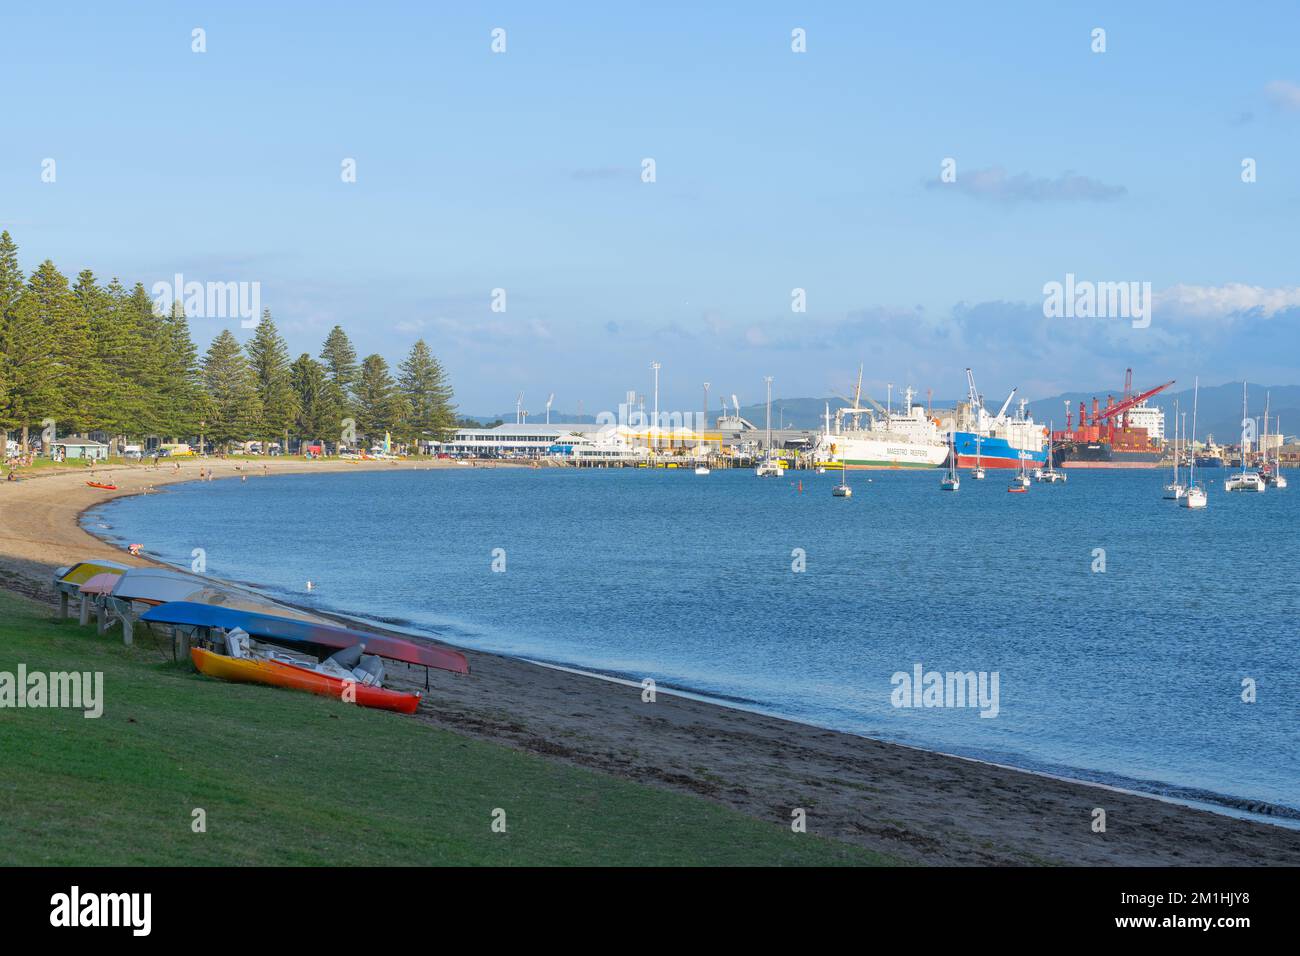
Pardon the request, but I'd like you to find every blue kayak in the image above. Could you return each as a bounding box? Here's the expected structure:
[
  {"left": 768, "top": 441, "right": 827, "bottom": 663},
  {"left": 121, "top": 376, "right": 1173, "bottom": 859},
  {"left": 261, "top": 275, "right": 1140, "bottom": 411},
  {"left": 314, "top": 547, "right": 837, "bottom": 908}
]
[{"left": 140, "top": 601, "right": 469, "bottom": 675}]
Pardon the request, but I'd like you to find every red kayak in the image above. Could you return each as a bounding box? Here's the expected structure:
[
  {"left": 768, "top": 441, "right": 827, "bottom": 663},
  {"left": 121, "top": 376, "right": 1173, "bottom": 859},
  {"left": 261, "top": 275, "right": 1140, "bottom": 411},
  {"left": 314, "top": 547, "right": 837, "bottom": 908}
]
[
  {"left": 191, "top": 647, "right": 421, "bottom": 714},
  {"left": 86, "top": 481, "right": 118, "bottom": 490}
]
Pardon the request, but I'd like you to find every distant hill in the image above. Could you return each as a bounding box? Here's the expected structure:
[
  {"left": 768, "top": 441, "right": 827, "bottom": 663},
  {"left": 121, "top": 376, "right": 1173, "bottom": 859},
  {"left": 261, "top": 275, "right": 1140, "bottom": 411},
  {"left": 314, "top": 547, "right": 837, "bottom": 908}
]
[
  {"left": 465, "top": 382, "right": 1300, "bottom": 441},
  {"left": 458, "top": 412, "right": 605, "bottom": 428}
]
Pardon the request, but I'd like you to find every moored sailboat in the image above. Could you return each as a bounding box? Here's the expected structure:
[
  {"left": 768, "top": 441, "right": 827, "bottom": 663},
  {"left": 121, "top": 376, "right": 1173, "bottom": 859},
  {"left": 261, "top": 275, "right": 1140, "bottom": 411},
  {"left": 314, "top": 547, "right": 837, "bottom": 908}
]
[
  {"left": 940, "top": 431, "right": 960, "bottom": 491},
  {"left": 1163, "top": 400, "right": 1185, "bottom": 500},
  {"left": 970, "top": 431, "right": 986, "bottom": 479},
  {"left": 1181, "top": 378, "right": 1207, "bottom": 509},
  {"left": 1008, "top": 449, "right": 1031, "bottom": 492},
  {"left": 1225, "top": 382, "right": 1265, "bottom": 492},
  {"left": 1035, "top": 422, "right": 1066, "bottom": 482}
]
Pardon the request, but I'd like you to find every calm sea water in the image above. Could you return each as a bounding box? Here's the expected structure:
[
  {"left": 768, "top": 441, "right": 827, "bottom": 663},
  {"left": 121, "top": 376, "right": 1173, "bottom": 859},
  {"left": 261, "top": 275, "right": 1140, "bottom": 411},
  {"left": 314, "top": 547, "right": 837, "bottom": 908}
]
[{"left": 86, "top": 466, "right": 1300, "bottom": 821}]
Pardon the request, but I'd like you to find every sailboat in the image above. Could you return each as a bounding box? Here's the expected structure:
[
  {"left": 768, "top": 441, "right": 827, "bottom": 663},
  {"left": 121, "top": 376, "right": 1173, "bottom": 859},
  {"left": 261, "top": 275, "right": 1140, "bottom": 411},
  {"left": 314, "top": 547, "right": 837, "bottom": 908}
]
[
  {"left": 1007, "top": 453, "right": 1030, "bottom": 492},
  {"left": 1224, "top": 382, "right": 1265, "bottom": 492},
  {"left": 1271, "top": 416, "right": 1287, "bottom": 488},
  {"left": 940, "top": 431, "right": 960, "bottom": 491},
  {"left": 1163, "top": 399, "right": 1185, "bottom": 499},
  {"left": 832, "top": 466, "right": 852, "bottom": 497},
  {"left": 970, "top": 431, "right": 986, "bottom": 479},
  {"left": 1181, "top": 378, "right": 1207, "bottom": 509},
  {"left": 755, "top": 376, "right": 784, "bottom": 477},
  {"left": 1035, "top": 422, "right": 1066, "bottom": 482}
]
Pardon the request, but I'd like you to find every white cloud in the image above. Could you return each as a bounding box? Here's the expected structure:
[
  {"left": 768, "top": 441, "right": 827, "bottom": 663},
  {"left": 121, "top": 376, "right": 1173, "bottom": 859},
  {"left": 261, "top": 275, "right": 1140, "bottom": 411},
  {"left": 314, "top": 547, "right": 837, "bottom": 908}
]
[
  {"left": 1156, "top": 283, "right": 1300, "bottom": 319},
  {"left": 927, "top": 166, "right": 1126, "bottom": 203},
  {"left": 1264, "top": 80, "right": 1300, "bottom": 111}
]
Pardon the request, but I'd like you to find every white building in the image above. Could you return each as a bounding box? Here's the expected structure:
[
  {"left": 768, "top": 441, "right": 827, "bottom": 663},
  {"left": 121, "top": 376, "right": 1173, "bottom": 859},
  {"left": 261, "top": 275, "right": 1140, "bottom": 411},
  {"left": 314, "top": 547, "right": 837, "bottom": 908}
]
[
  {"left": 443, "top": 423, "right": 607, "bottom": 458},
  {"left": 1125, "top": 402, "right": 1165, "bottom": 442}
]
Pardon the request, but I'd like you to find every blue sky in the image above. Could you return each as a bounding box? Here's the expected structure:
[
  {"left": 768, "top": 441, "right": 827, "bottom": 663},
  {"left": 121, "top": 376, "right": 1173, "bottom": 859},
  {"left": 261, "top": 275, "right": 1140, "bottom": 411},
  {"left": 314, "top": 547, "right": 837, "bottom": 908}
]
[{"left": 4, "top": 1, "right": 1299, "bottom": 414}]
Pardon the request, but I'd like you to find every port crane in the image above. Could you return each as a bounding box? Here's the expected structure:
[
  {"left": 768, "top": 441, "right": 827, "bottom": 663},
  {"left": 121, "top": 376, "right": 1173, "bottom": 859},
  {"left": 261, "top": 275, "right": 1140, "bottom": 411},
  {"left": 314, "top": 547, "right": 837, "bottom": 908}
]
[
  {"left": 830, "top": 365, "right": 890, "bottom": 431},
  {"left": 1068, "top": 373, "right": 1174, "bottom": 444},
  {"left": 965, "top": 368, "right": 1018, "bottom": 430}
]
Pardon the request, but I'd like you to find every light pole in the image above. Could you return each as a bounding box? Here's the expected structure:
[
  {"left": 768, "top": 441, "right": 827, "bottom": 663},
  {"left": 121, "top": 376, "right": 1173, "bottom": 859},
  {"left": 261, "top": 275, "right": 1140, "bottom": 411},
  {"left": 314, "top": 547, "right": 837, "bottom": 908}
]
[
  {"left": 651, "top": 361, "right": 661, "bottom": 454},
  {"left": 764, "top": 376, "right": 773, "bottom": 455}
]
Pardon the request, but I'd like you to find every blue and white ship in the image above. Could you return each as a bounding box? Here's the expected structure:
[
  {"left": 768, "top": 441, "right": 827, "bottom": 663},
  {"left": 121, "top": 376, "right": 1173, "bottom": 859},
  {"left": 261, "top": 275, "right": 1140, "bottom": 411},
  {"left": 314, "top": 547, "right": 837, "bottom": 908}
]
[{"left": 952, "top": 369, "right": 1048, "bottom": 469}]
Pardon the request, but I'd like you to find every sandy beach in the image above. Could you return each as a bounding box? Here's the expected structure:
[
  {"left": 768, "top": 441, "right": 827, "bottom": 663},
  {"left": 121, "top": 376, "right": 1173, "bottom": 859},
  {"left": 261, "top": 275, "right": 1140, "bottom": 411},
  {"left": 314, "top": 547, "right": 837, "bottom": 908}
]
[{"left": 4, "top": 458, "right": 1298, "bottom": 866}]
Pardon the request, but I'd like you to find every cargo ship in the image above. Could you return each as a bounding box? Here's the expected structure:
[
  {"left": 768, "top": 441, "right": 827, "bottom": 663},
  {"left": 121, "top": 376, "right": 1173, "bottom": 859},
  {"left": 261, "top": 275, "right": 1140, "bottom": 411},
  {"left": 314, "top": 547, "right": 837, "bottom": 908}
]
[
  {"left": 951, "top": 369, "right": 1047, "bottom": 469},
  {"left": 1052, "top": 438, "right": 1163, "bottom": 468},
  {"left": 1052, "top": 369, "right": 1173, "bottom": 469},
  {"left": 813, "top": 381, "right": 948, "bottom": 469}
]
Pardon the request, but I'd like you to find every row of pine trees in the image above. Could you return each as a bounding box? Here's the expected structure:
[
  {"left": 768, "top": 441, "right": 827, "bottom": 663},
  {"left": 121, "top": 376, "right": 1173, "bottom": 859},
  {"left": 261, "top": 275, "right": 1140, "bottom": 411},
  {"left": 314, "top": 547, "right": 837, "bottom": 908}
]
[{"left": 0, "top": 232, "right": 456, "bottom": 454}]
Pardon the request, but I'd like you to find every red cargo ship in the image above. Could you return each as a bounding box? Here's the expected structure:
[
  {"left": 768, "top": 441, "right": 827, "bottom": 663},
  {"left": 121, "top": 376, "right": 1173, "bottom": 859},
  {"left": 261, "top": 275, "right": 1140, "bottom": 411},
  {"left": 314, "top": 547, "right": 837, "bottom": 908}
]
[{"left": 1052, "top": 369, "right": 1172, "bottom": 469}]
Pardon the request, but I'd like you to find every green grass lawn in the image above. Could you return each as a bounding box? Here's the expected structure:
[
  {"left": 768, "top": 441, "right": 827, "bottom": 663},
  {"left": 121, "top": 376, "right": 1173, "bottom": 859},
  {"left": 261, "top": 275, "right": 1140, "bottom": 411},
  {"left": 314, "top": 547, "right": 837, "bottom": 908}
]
[{"left": 0, "top": 591, "right": 894, "bottom": 866}]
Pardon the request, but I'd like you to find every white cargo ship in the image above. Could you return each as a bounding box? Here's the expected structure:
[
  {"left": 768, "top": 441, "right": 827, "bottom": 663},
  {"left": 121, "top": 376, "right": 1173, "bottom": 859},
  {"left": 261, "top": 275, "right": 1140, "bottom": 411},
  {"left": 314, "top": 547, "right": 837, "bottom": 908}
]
[{"left": 813, "top": 382, "right": 948, "bottom": 469}]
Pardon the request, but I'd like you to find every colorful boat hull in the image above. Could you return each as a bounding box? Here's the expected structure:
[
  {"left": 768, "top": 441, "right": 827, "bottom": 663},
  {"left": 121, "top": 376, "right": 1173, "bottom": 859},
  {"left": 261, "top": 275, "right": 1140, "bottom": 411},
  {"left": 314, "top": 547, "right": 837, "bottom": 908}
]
[
  {"left": 190, "top": 647, "right": 420, "bottom": 714},
  {"left": 78, "top": 573, "right": 123, "bottom": 596},
  {"left": 953, "top": 432, "right": 1047, "bottom": 469},
  {"left": 141, "top": 601, "right": 469, "bottom": 674}
]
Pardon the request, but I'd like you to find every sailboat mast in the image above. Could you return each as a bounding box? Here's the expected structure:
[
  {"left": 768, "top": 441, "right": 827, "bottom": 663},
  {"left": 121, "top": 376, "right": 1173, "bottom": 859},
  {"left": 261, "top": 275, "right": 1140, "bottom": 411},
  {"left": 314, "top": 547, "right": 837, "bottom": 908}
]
[
  {"left": 1172, "top": 400, "right": 1179, "bottom": 483},
  {"left": 1190, "top": 378, "right": 1199, "bottom": 485},
  {"left": 1242, "top": 381, "right": 1249, "bottom": 477}
]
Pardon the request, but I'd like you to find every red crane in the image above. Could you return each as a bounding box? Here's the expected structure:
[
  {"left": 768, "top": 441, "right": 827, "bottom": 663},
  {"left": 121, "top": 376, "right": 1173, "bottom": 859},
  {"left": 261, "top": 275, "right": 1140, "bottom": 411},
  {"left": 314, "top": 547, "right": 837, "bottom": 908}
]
[
  {"left": 1096, "top": 379, "right": 1175, "bottom": 444},
  {"left": 1069, "top": 374, "right": 1174, "bottom": 444},
  {"left": 1099, "top": 379, "right": 1174, "bottom": 423}
]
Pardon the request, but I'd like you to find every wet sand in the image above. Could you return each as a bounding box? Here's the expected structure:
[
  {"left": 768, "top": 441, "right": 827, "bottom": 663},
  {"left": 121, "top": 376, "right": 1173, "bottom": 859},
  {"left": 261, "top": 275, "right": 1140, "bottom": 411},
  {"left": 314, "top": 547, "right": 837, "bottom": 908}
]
[{"left": 4, "top": 458, "right": 1298, "bottom": 865}]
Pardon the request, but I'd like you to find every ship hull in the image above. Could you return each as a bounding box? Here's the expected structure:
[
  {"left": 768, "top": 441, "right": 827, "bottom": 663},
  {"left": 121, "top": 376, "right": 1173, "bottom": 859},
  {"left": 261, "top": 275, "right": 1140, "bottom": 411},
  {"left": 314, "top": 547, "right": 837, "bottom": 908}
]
[
  {"left": 953, "top": 432, "right": 1046, "bottom": 469},
  {"left": 1055, "top": 439, "right": 1163, "bottom": 469},
  {"left": 819, "top": 435, "right": 948, "bottom": 469}
]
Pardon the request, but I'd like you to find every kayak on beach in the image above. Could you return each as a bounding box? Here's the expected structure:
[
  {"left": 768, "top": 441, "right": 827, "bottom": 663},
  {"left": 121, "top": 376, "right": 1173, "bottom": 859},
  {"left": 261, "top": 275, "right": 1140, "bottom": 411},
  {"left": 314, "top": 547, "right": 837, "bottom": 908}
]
[
  {"left": 140, "top": 601, "right": 469, "bottom": 675},
  {"left": 86, "top": 481, "right": 118, "bottom": 490},
  {"left": 190, "top": 646, "right": 421, "bottom": 714}
]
